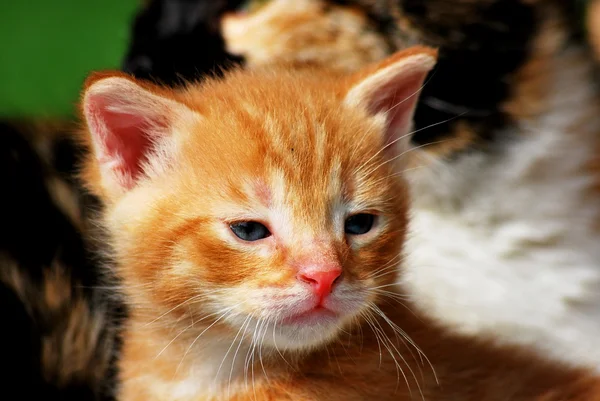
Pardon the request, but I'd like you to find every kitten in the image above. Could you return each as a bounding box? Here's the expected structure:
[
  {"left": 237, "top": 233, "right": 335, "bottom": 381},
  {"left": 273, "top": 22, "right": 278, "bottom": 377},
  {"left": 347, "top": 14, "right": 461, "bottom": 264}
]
[
  {"left": 79, "top": 47, "right": 600, "bottom": 400},
  {"left": 220, "top": 0, "right": 600, "bottom": 369}
]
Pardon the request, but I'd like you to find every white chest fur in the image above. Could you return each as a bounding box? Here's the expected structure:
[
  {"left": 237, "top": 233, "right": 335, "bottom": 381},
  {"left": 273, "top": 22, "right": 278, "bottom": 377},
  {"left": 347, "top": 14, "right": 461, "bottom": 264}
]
[
  {"left": 121, "top": 326, "right": 261, "bottom": 401},
  {"left": 403, "top": 47, "right": 600, "bottom": 369}
]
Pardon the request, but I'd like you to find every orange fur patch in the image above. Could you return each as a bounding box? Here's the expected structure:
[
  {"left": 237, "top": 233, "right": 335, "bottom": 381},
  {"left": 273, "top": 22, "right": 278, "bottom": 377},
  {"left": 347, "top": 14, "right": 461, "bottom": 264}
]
[
  {"left": 77, "top": 48, "right": 600, "bottom": 400},
  {"left": 221, "top": 0, "right": 390, "bottom": 72}
]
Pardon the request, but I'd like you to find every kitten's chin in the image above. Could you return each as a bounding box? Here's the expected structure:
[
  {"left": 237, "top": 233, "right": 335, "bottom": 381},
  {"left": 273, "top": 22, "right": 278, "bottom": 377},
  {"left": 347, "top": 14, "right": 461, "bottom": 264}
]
[
  {"left": 269, "top": 311, "right": 343, "bottom": 351},
  {"left": 228, "top": 285, "right": 369, "bottom": 351}
]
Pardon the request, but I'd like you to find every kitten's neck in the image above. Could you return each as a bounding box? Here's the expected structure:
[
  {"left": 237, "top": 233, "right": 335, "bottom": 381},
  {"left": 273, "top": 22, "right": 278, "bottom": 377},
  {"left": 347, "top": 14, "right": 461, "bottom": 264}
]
[
  {"left": 119, "top": 311, "right": 275, "bottom": 400},
  {"left": 116, "top": 289, "right": 599, "bottom": 401},
  {"left": 117, "top": 299, "right": 424, "bottom": 400}
]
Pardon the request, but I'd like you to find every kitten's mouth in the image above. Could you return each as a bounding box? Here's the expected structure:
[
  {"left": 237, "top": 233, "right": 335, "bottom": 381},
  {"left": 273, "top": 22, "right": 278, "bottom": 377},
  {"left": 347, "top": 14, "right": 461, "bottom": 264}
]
[{"left": 280, "top": 306, "right": 339, "bottom": 326}]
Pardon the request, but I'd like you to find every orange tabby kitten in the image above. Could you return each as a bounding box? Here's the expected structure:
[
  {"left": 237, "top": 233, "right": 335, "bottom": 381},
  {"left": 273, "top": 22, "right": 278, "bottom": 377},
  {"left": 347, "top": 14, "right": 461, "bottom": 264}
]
[{"left": 78, "top": 47, "right": 600, "bottom": 400}]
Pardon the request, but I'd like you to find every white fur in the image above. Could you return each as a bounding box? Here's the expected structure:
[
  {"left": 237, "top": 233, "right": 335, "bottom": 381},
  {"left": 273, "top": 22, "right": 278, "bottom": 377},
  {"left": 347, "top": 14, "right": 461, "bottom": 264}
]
[
  {"left": 126, "top": 331, "right": 254, "bottom": 400},
  {"left": 124, "top": 278, "right": 367, "bottom": 400},
  {"left": 403, "top": 46, "right": 600, "bottom": 369},
  {"left": 218, "top": 279, "right": 368, "bottom": 351}
]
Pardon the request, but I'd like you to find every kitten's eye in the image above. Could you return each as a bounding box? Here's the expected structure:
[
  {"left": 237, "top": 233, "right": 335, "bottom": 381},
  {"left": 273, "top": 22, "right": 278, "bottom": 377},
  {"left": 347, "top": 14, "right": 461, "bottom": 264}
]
[
  {"left": 230, "top": 221, "right": 271, "bottom": 241},
  {"left": 344, "top": 214, "right": 376, "bottom": 235}
]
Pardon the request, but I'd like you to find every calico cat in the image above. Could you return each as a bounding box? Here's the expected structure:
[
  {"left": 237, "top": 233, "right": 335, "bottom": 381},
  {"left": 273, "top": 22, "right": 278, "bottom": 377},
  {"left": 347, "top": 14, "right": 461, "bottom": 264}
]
[
  {"left": 122, "top": 0, "right": 245, "bottom": 85},
  {"left": 587, "top": 0, "right": 600, "bottom": 60},
  {"left": 222, "top": 0, "right": 390, "bottom": 72},
  {"left": 79, "top": 46, "right": 600, "bottom": 400},
  {"left": 218, "top": 0, "right": 600, "bottom": 369},
  {"left": 0, "top": 120, "right": 120, "bottom": 400}
]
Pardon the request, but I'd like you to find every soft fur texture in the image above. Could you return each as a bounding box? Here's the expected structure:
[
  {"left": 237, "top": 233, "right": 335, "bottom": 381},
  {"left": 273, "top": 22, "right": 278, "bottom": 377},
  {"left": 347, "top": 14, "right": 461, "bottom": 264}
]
[
  {"left": 587, "top": 0, "right": 600, "bottom": 61},
  {"left": 215, "top": 0, "right": 600, "bottom": 369},
  {"left": 222, "top": 0, "right": 390, "bottom": 72},
  {"left": 0, "top": 120, "right": 120, "bottom": 400},
  {"left": 122, "top": 0, "right": 245, "bottom": 85},
  {"left": 79, "top": 47, "right": 600, "bottom": 401}
]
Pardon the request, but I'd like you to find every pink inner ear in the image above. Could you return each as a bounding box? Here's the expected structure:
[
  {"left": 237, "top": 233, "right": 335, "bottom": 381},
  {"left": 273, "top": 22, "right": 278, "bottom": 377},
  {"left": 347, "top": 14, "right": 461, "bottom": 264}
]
[
  {"left": 368, "top": 73, "right": 425, "bottom": 147},
  {"left": 86, "top": 93, "right": 163, "bottom": 190}
]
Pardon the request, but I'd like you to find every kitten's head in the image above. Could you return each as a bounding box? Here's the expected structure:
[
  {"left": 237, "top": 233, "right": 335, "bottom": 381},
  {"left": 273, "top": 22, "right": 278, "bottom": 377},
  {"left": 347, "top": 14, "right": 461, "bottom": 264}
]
[{"left": 79, "top": 47, "right": 436, "bottom": 351}]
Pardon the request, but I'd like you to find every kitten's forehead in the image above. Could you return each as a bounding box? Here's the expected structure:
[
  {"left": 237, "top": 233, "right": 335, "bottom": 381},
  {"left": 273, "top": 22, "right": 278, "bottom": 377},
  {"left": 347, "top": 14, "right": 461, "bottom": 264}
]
[{"left": 180, "top": 71, "right": 396, "bottom": 219}]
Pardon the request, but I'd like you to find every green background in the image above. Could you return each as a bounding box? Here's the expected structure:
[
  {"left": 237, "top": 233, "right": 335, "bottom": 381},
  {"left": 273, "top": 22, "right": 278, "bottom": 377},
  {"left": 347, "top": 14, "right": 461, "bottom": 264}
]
[
  {"left": 0, "top": 0, "right": 593, "bottom": 118},
  {"left": 0, "top": 0, "right": 140, "bottom": 118}
]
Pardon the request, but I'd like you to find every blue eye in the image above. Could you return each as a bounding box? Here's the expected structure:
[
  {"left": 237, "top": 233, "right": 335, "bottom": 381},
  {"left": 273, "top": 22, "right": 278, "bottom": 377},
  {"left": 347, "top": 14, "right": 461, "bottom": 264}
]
[
  {"left": 230, "top": 221, "right": 271, "bottom": 241},
  {"left": 344, "top": 214, "right": 375, "bottom": 235}
]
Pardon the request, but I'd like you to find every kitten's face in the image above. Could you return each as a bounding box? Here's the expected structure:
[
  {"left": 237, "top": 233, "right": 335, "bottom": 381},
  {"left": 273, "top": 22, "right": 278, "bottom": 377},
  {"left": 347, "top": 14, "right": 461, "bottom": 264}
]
[
  {"left": 80, "top": 48, "right": 436, "bottom": 352},
  {"left": 139, "top": 100, "right": 406, "bottom": 350}
]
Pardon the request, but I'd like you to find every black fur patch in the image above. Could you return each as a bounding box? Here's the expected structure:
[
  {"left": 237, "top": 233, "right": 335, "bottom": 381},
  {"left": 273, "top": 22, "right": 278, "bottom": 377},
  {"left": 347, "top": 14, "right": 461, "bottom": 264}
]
[
  {"left": 0, "top": 121, "right": 122, "bottom": 401},
  {"left": 121, "top": 0, "right": 559, "bottom": 154},
  {"left": 0, "top": 122, "right": 93, "bottom": 289},
  {"left": 334, "top": 0, "right": 539, "bottom": 149},
  {"left": 122, "top": 0, "right": 246, "bottom": 85}
]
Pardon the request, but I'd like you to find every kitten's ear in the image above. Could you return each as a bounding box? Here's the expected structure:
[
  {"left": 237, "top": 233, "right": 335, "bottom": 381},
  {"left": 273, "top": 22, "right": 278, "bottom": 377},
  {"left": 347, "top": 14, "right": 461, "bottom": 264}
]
[
  {"left": 80, "top": 72, "right": 198, "bottom": 201},
  {"left": 344, "top": 46, "right": 437, "bottom": 149}
]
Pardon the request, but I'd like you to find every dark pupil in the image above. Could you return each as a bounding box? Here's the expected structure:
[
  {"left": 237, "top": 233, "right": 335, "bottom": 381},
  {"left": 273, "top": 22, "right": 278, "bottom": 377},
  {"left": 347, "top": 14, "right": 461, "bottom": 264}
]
[
  {"left": 230, "top": 221, "right": 271, "bottom": 241},
  {"left": 344, "top": 214, "right": 375, "bottom": 235}
]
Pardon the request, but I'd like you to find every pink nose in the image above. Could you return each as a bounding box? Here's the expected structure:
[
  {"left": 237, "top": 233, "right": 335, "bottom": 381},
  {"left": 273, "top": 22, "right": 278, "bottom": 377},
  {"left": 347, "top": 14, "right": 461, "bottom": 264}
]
[{"left": 297, "top": 269, "right": 342, "bottom": 299}]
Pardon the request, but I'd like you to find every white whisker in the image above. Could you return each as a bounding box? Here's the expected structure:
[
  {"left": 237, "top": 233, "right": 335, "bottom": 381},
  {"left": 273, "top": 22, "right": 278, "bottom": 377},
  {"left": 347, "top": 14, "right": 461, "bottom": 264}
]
[
  {"left": 144, "top": 289, "right": 224, "bottom": 327},
  {"left": 258, "top": 318, "right": 271, "bottom": 385},
  {"left": 214, "top": 314, "right": 251, "bottom": 386},
  {"left": 228, "top": 314, "right": 253, "bottom": 399},
  {"left": 371, "top": 304, "right": 438, "bottom": 385},
  {"left": 368, "top": 303, "right": 424, "bottom": 400},
  {"left": 175, "top": 303, "right": 240, "bottom": 375},
  {"left": 272, "top": 319, "right": 294, "bottom": 370}
]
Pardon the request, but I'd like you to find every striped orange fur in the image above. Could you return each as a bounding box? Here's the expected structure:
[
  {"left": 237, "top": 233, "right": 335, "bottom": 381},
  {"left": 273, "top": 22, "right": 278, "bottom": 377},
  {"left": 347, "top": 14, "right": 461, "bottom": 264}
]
[{"left": 78, "top": 47, "right": 600, "bottom": 400}]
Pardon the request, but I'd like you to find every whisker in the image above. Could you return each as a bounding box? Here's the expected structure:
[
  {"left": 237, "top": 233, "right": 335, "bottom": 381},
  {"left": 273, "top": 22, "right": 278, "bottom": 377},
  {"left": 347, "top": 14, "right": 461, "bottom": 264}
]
[
  {"left": 368, "top": 303, "right": 424, "bottom": 400},
  {"left": 369, "top": 164, "right": 429, "bottom": 187},
  {"left": 272, "top": 319, "right": 295, "bottom": 370},
  {"left": 362, "top": 139, "right": 449, "bottom": 179},
  {"left": 77, "top": 282, "right": 153, "bottom": 290},
  {"left": 370, "top": 270, "right": 400, "bottom": 281},
  {"left": 228, "top": 314, "right": 253, "bottom": 400},
  {"left": 356, "top": 112, "right": 463, "bottom": 179},
  {"left": 244, "top": 317, "right": 261, "bottom": 400},
  {"left": 258, "top": 318, "right": 271, "bottom": 385},
  {"left": 144, "top": 290, "right": 223, "bottom": 328},
  {"left": 333, "top": 345, "right": 345, "bottom": 378},
  {"left": 371, "top": 289, "right": 424, "bottom": 322},
  {"left": 360, "top": 310, "right": 383, "bottom": 368},
  {"left": 369, "top": 263, "right": 402, "bottom": 281},
  {"left": 386, "top": 69, "right": 438, "bottom": 114},
  {"left": 364, "top": 308, "right": 409, "bottom": 395},
  {"left": 372, "top": 289, "right": 410, "bottom": 301},
  {"left": 214, "top": 314, "right": 251, "bottom": 386},
  {"left": 368, "top": 253, "right": 404, "bottom": 278},
  {"left": 154, "top": 320, "right": 195, "bottom": 360},
  {"left": 371, "top": 304, "right": 438, "bottom": 386},
  {"left": 353, "top": 72, "right": 438, "bottom": 174},
  {"left": 175, "top": 304, "right": 239, "bottom": 375},
  {"left": 370, "top": 283, "right": 402, "bottom": 291}
]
